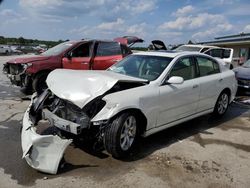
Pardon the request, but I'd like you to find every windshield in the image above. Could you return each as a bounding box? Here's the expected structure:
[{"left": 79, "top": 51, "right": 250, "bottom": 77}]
[
  {"left": 243, "top": 59, "right": 250, "bottom": 68},
  {"left": 41, "top": 42, "right": 74, "bottom": 56},
  {"left": 176, "top": 45, "right": 202, "bottom": 52},
  {"left": 108, "top": 55, "right": 173, "bottom": 81}
]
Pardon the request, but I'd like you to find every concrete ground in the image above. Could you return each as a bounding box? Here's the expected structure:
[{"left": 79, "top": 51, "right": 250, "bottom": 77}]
[{"left": 0, "top": 55, "right": 250, "bottom": 188}]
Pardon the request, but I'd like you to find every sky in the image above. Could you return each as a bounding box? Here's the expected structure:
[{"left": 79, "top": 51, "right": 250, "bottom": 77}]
[{"left": 0, "top": 0, "right": 250, "bottom": 45}]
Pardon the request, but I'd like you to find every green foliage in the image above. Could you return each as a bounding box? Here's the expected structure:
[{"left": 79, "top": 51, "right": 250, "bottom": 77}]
[{"left": 0, "top": 36, "right": 66, "bottom": 48}]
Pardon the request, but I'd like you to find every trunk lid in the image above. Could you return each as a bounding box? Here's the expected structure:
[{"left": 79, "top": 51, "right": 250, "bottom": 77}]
[
  {"left": 114, "top": 36, "right": 144, "bottom": 47},
  {"left": 151, "top": 40, "right": 167, "bottom": 50}
]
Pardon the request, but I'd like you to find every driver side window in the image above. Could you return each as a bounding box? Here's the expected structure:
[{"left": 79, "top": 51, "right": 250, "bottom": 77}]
[
  {"left": 71, "top": 43, "right": 90, "bottom": 57},
  {"left": 169, "top": 57, "right": 196, "bottom": 81}
]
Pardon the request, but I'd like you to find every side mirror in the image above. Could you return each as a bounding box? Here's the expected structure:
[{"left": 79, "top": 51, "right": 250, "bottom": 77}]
[
  {"left": 167, "top": 76, "right": 184, "bottom": 84},
  {"left": 65, "top": 51, "right": 73, "bottom": 60}
]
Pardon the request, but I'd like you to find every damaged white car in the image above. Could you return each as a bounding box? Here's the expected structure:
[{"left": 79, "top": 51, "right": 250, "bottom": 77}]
[{"left": 21, "top": 51, "right": 237, "bottom": 174}]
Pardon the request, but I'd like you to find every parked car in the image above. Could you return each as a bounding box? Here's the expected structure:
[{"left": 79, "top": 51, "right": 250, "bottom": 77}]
[
  {"left": 0, "top": 45, "right": 11, "bottom": 54},
  {"left": 233, "top": 59, "right": 250, "bottom": 94},
  {"left": 175, "top": 44, "right": 234, "bottom": 69},
  {"left": 3, "top": 37, "right": 142, "bottom": 94},
  {"left": 21, "top": 51, "right": 237, "bottom": 174},
  {"left": 15, "top": 46, "right": 37, "bottom": 54},
  {"left": 10, "top": 47, "right": 23, "bottom": 55}
]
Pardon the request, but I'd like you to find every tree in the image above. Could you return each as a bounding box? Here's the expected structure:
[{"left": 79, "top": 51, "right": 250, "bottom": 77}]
[{"left": 18, "top": 37, "right": 25, "bottom": 45}]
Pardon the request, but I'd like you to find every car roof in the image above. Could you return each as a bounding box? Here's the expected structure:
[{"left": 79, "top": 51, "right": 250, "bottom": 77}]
[
  {"left": 180, "top": 44, "right": 219, "bottom": 49},
  {"left": 134, "top": 51, "right": 203, "bottom": 58},
  {"left": 69, "top": 39, "right": 117, "bottom": 43}
]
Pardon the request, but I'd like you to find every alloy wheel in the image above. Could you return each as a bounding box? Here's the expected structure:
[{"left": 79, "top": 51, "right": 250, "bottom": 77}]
[{"left": 120, "top": 116, "right": 137, "bottom": 151}]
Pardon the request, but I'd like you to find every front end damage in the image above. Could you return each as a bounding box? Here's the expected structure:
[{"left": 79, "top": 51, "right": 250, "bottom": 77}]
[
  {"left": 22, "top": 89, "right": 107, "bottom": 174},
  {"left": 3, "top": 63, "right": 31, "bottom": 87},
  {"left": 22, "top": 70, "right": 148, "bottom": 174},
  {"left": 22, "top": 93, "right": 73, "bottom": 174}
]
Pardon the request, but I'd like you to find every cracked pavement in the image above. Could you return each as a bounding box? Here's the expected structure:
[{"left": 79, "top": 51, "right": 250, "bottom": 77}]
[{"left": 0, "top": 55, "right": 250, "bottom": 188}]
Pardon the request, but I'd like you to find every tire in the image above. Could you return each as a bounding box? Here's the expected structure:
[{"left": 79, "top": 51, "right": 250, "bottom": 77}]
[
  {"left": 104, "top": 112, "right": 138, "bottom": 158},
  {"left": 32, "top": 72, "right": 49, "bottom": 94},
  {"left": 229, "top": 64, "right": 234, "bottom": 70},
  {"left": 213, "top": 91, "right": 230, "bottom": 117},
  {"left": 20, "top": 76, "right": 33, "bottom": 95},
  {"left": 20, "top": 86, "right": 33, "bottom": 95}
]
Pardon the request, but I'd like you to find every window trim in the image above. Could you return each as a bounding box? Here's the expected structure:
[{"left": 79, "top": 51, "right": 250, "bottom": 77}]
[
  {"left": 64, "top": 41, "right": 93, "bottom": 58},
  {"left": 194, "top": 55, "right": 221, "bottom": 78},
  {"left": 96, "top": 41, "right": 122, "bottom": 57},
  {"left": 161, "top": 55, "right": 198, "bottom": 85}
]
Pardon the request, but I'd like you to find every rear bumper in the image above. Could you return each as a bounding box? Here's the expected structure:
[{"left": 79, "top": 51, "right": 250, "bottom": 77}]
[{"left": 21, "top": 98, "right": 72, "bottom": 174}]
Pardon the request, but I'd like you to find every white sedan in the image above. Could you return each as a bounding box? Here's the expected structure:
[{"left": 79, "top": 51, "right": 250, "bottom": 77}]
[{"left": 22, "top": 51, "right": 237, "bottom": 174}]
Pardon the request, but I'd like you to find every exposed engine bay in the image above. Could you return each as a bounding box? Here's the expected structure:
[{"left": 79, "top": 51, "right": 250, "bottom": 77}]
[{"left": 30, "top": 80, "right": 145, "bottom": 136}]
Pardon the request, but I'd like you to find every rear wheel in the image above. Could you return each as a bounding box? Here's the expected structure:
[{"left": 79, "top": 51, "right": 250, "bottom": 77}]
[
  {"left": 104, "top": 112, "right": 138, "bottom": 158},
  {"left": 32, "top": 72, "right": 49, "bottom": 94},
  {"left": 213, "top": 91, "right": 229, "bottom": 117}
]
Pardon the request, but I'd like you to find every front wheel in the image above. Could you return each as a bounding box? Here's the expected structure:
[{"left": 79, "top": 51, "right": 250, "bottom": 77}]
[
  {"left": 32, "top": 72, "right": 49, "bottom": 94},
  {"left": 104, "top": 113, "right": 138, "bottom": 158},
  {"left": 213, "top": 91, "right": 229, "bottom": 117}
]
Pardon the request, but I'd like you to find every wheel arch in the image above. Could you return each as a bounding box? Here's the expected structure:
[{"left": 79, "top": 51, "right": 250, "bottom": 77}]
[
  {"left": 220, "top": 87, "right": 231, "bottom": 102},
  {"left": 32, "top": 69, "right": 53, "bottom": 93},
  {"left": 33, "top": 69, "right": 52, "bottom": 79},
  {"left": 109, "top": 108, "right": 148, "bottom": 135}
]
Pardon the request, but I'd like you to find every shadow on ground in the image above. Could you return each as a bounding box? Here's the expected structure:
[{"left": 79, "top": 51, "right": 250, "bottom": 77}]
[
  {"left": 0, "top": 84, "right": 249, "bottom": 186},
  {"left": 124, "top": 102, "right": 250, "bottom": 161},
  {"left": 75, "top": 100, "right": 250, "bottom": 162}
]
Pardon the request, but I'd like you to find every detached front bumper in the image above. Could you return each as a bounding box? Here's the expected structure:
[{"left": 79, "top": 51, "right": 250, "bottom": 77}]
[{"left": 21, "top": 101, "right": 72, "bottom": 174}]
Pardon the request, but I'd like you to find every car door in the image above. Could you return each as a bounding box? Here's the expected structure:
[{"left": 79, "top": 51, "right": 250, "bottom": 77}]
[
  {"left": 194, "top": 56, "right": 222, "bottom": 112},
  {"left": 62, "top": 42, "right": 92, "bottom": 70},
  {"left": 92, "top": 42, "right": 123, "bottom": 70},
  {"left": 157, "top": 56, "right": 200, "bottom": 127}
]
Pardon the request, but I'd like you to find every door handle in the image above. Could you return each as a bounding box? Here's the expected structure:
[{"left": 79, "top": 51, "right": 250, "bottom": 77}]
[
  {"left": 81, "top": 62, "right": 89, "bottom": 64},
  {"left": 112, "top": 59, "right": 120, "bottom": 62},
  {"left": 193, "top": 84, "right": 199, "bottom": 88},
  {"left": 219, "top": 78, "right": 223, "bottom": 82}
]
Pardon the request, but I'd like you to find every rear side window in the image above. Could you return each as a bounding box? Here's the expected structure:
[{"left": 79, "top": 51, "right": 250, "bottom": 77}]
[
  {"left": 169, "top": 57, "right": 196, "bottom": 81},
  {"left": 196, "top": 57, "right": 220, "bottom": 76},
  {"left": 205, "top": 49, "right": 223, "bottom": 58},
  {"left": 96, "top": 42, "right": 122, "bottom": 56},
  {"left": 223, "top": 49, "right": 231, "bottom": 58}
]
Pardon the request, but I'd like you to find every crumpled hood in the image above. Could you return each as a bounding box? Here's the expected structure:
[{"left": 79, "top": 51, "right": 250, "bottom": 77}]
[
  {"left": 7, "top": 55, "right": 51, "bottom": 64},
  {"left": 46, "top": 69, "right": 147, "bottom": 108},
  {"left": 233, "top": 67, "right": 250, "bottom": 79}
]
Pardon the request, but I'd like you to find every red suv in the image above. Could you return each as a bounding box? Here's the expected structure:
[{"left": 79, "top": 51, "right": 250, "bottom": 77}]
[{"left": 3, "top": 37, "right": 142, "bottom": 93}]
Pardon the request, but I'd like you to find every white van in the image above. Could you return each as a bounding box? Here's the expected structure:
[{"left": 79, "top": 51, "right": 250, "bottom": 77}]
[
  {"left": 0, "top": 45, "right": 12, "bottom": 54},
  {"left": 176, "top": 44, "right": 234, "bottom": 68}
]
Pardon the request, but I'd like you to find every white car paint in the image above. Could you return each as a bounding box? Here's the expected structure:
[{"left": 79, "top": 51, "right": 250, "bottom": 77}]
[
  {"left": 22, "top": 51, "right": 237, "bottom": 174},
  {"left": 176, "top": 44, "right": 234, "bottom": 65},
  {"left": 21, "top": 95, "right": 72, "bottom": 174},
  {"left": 0, "top": 45, "right": 11, "bottom": 54},
  {"left": 46, "top": 69, "right": 147, "bottom": 109}
]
